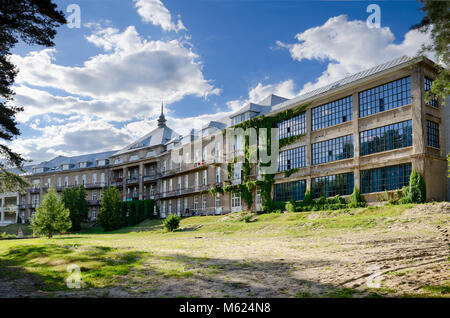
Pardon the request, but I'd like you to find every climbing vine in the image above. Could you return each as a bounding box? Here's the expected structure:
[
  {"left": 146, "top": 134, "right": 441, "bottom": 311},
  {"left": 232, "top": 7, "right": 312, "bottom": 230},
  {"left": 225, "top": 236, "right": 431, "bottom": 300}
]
[
  {"left": 283, "top": 168, "right": 299, "bottom": 178},
  {"left": 215, "top": 102, "right": 311, "bottom": 212}
]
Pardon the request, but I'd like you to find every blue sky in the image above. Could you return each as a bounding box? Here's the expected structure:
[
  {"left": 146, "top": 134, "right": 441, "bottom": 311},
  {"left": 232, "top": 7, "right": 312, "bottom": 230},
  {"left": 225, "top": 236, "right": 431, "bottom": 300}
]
[{"left": 9, "top": 0, "right": 430, "bottom": 164}]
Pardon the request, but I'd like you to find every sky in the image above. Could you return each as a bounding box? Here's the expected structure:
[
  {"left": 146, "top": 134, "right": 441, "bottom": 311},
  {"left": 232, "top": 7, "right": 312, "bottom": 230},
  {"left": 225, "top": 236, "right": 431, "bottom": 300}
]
[{"left": 8, "top": 0, "right": 432, "bottom": 164}]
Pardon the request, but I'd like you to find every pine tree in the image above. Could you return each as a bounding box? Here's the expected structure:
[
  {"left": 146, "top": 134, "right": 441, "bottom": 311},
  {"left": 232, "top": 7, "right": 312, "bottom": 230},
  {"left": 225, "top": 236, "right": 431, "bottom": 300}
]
[
  {"left": 61, "top": 186, "right": 89, "bottom": 231},
  {"left": 0, "top": 1, "right": 66, "bottom": 190},
  {"left": 31, "top": 187, "right": 71, "bottom": 238},
  {"left": 98, "top": 187, "right": 122, "bottom": 231}
]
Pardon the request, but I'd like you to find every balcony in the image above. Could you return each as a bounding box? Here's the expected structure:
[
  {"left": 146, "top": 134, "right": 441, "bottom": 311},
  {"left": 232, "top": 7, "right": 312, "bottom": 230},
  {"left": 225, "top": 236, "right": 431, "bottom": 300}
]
[
  {"left": 18, "top": 204, "right": 27, "bottom": 210},
  {"left": 159, "top": 168, "right": 181, "bottom": 178},
  {"left": 111, "top": 178, "right": 123, "bottom": 187},
  {"left": 143, "top": 173, "right": 157, "bottom": 182},
  {"left": 85, "top": 183, "right": 107, "bottom": 189},
  {"left": 31, "top": 202, "right": 40, "bottom": 209},
  {"left": 126, "top": 176, "right": 139, "bottom": 185},
  {"left": 87, "top": 200, "right": 101, "bottom": 206},
  {"left": 29, "top": 187, "right": 40, "bottom": 194}
]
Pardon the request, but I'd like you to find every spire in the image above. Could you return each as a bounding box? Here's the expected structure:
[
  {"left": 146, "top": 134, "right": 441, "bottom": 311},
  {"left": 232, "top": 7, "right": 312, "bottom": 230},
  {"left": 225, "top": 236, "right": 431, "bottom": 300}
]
[{"left": 157, "top": 101, "right": 166, "bottom": 127}]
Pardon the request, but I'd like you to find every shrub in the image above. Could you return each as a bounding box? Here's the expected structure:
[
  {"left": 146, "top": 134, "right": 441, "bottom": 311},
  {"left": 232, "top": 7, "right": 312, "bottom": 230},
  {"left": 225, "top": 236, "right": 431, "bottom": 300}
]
[
  {"left": 302, "top": 190, "right": 313, "bottom": 206},
  {"left": 349, "top": 187, "right": 366, "bottom": 208},
  {"left": 31, "top": 188, "right": 72, "bottom": 238},
  {"left": 285, "top": 200, "right": 296, "bottom": 212},
  {"left": 243, "top": 214, "right": 253, "bottom": 223},
  {"left": 164, "top": 214, "right": 180, "bottom": 232},
  {"left": 98, "top": 187, "right": 123, "bottom": 231},
  {"left": 400, "top": 171, "right": 427, "bottom": 204}
]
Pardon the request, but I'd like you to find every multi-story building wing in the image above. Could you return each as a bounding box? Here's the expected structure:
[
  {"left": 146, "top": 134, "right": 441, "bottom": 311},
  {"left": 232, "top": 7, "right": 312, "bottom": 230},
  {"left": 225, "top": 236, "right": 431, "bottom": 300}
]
[{"left": 1, "top": 55, "right": 448, "bottom": 225}]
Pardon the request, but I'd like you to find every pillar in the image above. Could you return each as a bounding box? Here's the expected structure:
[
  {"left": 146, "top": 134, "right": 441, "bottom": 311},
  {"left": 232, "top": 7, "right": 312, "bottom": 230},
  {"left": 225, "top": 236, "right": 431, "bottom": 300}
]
[
  {"left": 122, "top": 167, "right": 127, "bottom": 201},
  {"left": 352, "top": 91, "right": 361, "bottom": 190},
  {"left": 139, "top": 163, "right": 144, "bottom": 200}
]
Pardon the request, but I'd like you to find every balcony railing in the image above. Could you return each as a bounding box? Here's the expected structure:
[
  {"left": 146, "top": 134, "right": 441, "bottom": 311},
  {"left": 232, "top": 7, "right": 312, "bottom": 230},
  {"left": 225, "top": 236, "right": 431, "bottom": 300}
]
[
  {"left": 29, "top": 187, "right": 40, "bottom": 193},
  {"left": 126, "top": 177, "right": 139, "bottom": 185},
  {"left": 31, "top": 202, "right": 40, "bottom": 209},
  {"left": 143, "top": 173, "right": 157, "bottom": 182},
  {"left": 87, "top": 200, "right": 101, "bottom": 206},
  {"left": 85, "top": 183, "right": 107, "bottom": 189}
]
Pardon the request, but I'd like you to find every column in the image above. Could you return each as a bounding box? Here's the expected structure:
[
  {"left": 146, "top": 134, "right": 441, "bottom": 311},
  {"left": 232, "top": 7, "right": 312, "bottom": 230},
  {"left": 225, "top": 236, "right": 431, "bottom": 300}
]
[
  {"left": 122, "top": 167, "right": 127, "bottom": 201},
  {"left": 1, "top": 196, "right": 4, "bottom": 223},
  {"left": 139, "top": 163, "right": 144, "bottom": 200},
  {"left": 305, "top": 107, "right": 312, "bottom": 191},
  {"left": 411, "top": 67, "right": 426, "bottom": 156},
  {"left": 352, "top": 92, "right": 360, "bottom": 190}
]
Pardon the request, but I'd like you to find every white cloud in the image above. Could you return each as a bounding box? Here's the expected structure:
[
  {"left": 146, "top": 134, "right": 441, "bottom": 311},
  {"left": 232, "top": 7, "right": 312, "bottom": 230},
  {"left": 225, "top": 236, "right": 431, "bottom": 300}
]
[
  {"left": 10, "top": 25, "right": 220, "bottom": 123},
  {"left": 226, "top": 79, "right": 297, "bottom": 112},
  {"left": 133, "top": 0, "right": 186, "bottom": 32},
  {"left": 277, "top": 15, "right": 433, "bottom": 93}
]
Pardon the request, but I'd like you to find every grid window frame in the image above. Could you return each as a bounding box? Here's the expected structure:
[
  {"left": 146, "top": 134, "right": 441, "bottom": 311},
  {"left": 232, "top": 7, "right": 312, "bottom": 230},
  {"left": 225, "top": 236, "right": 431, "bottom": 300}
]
[
  {"left": 312, "top": 96, "right": 353, "bottom": 131},
  {"left": 311, "top": 173, "right": 354, "bottom": 199},
  {"left": 424, "top": 77, "right": 439, "bottom": 108},
  {"left": 311, "top": 135, "right": 354, "bottom": 165},
  {"left": 278, "top": 146, "right": 306, "bottom": 172},
  {"left": 426, "top": 120, "right": 440, "bottom": 149},
  {"left": 360, "top": 120, "right": 413, "bottom": 156},
  {"left": 361, "top": 163, "right": 412, "bottom": 194},
  {"left": 359, "top": 77, "right": 411, "bottom": 118},
  {"left": 278, "top": 112, "right": 306, "bottom": 139},
  {"left": 274, "top": 180, "right": 307, "bottom": 202}
]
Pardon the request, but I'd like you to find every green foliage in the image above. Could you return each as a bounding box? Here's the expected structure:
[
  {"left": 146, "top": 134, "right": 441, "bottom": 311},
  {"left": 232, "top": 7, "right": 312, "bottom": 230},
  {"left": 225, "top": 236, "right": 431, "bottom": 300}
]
[
  {"left": 61, "top": 185, "right": 89, "bottom": 231},
  {"left": 31, "top": 188, "right": 71, "bottom": 238},
  {"left": 349, "top": 187, "right": 366, "bottom": 208},
  {"left": 279, "top": 134, "right": 304, "bottom": 148},
  {"left": 400, "top": 170, "right": 427, "bottom": 204},
  {"left": 285, "top": 200, "right": 296, "bottom": 212},
  {"left": 0, "top": 1, "right": 66, "bottom": 175},
  {"left": 413, "top": 0, "right": 450, "bottom": 100},
  {"left": 303, "top": 190, "right": 313, "bottom": 207},
  {"left": 0, "top": 170, "right": 30, "bottom": 194},
  {"left": 284, "top": 168, "right": 299, "bottom": 178},
  {"left": 164, "top": 214, "right": 180, "bottom": 232},
  {"left": 98, "top": 187, "right": 123, "bottom": 231}
]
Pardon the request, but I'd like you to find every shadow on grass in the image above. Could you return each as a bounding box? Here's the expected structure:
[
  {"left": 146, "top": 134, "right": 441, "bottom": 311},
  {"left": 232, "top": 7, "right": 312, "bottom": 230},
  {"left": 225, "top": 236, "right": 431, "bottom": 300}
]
[
  {"left": 77, "top": 219, "right": 165, "bottom": 235},
  {"left": 0, "top": 244, "right": 147, "bottom": 296}
]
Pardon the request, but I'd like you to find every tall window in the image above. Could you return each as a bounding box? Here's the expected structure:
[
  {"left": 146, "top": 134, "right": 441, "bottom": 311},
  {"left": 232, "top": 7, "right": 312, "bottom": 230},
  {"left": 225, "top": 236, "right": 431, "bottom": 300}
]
[
  {"left": 194, "top": 196, "right": 198, "bottom": 210},
  {"left": 278, "top": 146, "right": 306, "bottom": 172},
  {"left": 360, "top": 120, "right": 412, "bottom": 156},
  {"left": 185, "top": 175, "right": 189, "bottom": 188},
  {"left": 168, "top": 200, "right": 172, "bottom": 214},
  {"left": 274, "top": 180, "right": 307, "bottom": 202},
  {"left": 195, "top": 172, "right": 199, "bottom": 188},
  {"left": 424, "top": 77, "right": 438, "bottom": 108},
  {"left": 216, "top": 167, "right": 221, "bottom": 183},
  {"left": 231, "top": 192, "right": 241, "bottom": 208},
  {"left": 312, "top": 96, "right": 353, "bottom": 131},
  {"left": 312, "top": 135, "right": 353, "bottom": 165},
  {"left": 203, "top": 170, "right": 207, "bottom": 185},
  {"left": 278, "top": 112, "right": 306, "bottom": 139},
  {"left": 184, "top": 197, "right": 188, "bottom": 210},
  {"left": 361, "top": 163, "right": 411, "bottom": 194},
  {"left": 215, "top": 193, "right": 221, "bottom": 208},
  {"left": 255, "top": 189, "right": 262, "bottom": 205},
  {"left": 426, "top": 120, "right": 440, "bottom": 148},
  {"left": 311, "top": 173, "right": 354, "bottom": 198},
  {"left": 202, "top": 194, "right": 207, "bottom": 209},
  {"left": 92, "top": 190, "right": 97, "bottom": 200},
  {"left": 359, "top": 77, "right": 411, "bottom": 117},
  {"left": 169, "top": 179, "right": 173, "bottom": 191}
]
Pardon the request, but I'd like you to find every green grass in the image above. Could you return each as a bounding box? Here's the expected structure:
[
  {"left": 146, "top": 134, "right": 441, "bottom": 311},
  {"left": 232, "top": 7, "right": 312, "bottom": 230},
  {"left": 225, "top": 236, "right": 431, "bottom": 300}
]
[{"left": 0, "top": 203, "right": 447, "bottom": 297}]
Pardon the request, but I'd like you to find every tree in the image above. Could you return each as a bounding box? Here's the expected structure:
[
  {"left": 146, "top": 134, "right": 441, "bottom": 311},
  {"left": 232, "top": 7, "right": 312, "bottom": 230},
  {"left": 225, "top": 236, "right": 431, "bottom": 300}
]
[
  {"left": 31, "top": 187, "right": 71, "bottom": 238},
  {"left": 413, "top": 0, "right": 449, "bottom": 100},
  {"left": 400, "top": 170, "right": 427, "bottom": 204},
  {"left": 0, "top": 1, "right": 66, "bottom": 190},
  {"left": 98, "top": 187, "right": 122, "bottom": 231},
  {"left": 164, "top": 214, "right": 180, "bottom": 232},
  {"left": 61, "top": 185, "right": 89, "bottom": 231}
]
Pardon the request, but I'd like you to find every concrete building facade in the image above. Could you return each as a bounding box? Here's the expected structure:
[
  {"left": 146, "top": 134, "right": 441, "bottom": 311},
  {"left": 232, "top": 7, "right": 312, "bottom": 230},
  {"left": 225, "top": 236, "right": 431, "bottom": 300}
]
[{"left": 1, "top": 56, "right": 448, "bottom": 225}]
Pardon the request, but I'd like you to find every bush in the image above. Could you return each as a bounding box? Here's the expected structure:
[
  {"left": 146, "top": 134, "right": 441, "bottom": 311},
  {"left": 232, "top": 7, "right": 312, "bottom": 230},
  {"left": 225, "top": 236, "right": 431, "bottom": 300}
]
[
  {"left": 302, "top": 190, "right": 312, "bottom": 206},
  {"left": 164, "top": 214, "right": 180, "bottom": 232},
  {"left": 349, "top": 187, "right": 366, "bottom": 208},
  {"left": 98, "top": 187, "right": 123, "bottom": 231},
  {"left": 243, "top": 214, "right": 253, "bottom": 223},
  {"left": 17, "top": 216, "right": 22, "bottom": 224},
  {"left": 285, "top": 200, "right": 296, "bottom": 212},
  {"left": 31, "top": 188, "right": 72, "bottom": 238},
  {"left": 401, "top": 170, "right": 426, "bottom": 204}
]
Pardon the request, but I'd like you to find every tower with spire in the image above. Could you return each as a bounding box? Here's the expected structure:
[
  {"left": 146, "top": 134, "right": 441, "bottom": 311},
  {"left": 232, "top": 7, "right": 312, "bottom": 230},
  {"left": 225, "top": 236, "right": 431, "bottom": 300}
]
[{"left": 157, "top": 102, "right": 167, "bottom": 127}]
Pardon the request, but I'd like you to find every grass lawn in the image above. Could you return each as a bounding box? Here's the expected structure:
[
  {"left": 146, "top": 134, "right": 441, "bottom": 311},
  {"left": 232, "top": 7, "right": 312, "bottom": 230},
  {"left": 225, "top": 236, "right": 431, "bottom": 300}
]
[{"left": 0, "top": 203, "right": 449, "bottom": 298}]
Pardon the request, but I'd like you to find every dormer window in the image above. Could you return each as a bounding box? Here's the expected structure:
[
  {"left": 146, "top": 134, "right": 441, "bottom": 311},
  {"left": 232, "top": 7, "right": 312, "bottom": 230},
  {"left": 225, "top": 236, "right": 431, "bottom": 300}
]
[
  {"left": 97, "top": 159, "right": 108, "bottom": 166},
  {"left": 114, "top": 158, "right": 122, "bottom": 164},
  {"left": 61, "top": 164, "right": 71, "bottom": 170},
  {"left": 78, "top": 161, "right": 90, "bottom": 168},
  {"left": 32, "top": 167, "right": 45, "bottom": 174}
]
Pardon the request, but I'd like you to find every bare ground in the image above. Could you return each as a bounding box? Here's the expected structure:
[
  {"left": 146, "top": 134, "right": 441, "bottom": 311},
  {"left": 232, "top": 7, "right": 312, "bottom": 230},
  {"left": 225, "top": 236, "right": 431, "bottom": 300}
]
[{"left": 1, "top": 203, "right": 449, "bottom": 298}]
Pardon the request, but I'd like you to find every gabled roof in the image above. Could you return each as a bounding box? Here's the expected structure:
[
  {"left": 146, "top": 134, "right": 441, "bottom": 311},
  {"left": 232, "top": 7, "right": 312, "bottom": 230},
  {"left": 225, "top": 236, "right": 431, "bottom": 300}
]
[
  {"left": 112, "top": 125, "right": 180, "bottom": 156},
  {"left": 18, "top": 150, "right": 116, "bottom": 175}
]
